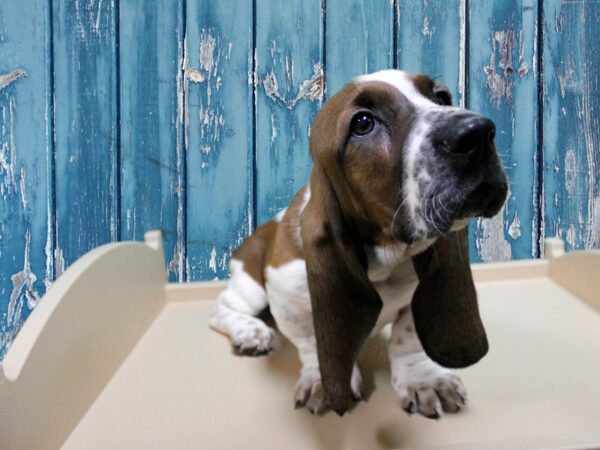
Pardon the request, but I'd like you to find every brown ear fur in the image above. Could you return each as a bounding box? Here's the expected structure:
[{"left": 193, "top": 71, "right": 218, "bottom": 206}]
[
  {"left": 411, "top": 228, "right": 488, "bottom": 368},
  {"left": 301, "top": 166, "right": 382, "bottom": 416}
]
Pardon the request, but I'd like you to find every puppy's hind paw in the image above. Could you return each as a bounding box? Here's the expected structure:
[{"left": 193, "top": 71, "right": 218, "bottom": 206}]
[{"left": 231, "top": 322, "right": 276, "bottom": 356}]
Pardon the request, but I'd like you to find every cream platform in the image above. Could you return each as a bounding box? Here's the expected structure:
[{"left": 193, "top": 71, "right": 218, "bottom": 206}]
[{"left": 1, "top": 231, "right": 599, "bottom": 450}]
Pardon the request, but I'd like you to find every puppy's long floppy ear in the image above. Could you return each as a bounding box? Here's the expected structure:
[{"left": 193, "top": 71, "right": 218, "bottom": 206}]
[
  {"left": 411, "top": 228, "right": 488, "bottom": 368},
  {"left": 301, "top": 166, "right": 382, "bottom": 416}
]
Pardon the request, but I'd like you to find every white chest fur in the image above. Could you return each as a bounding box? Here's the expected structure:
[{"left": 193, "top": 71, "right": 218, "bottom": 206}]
[{"left": 265, "top": 242, "right": 426, "bottom": 339}]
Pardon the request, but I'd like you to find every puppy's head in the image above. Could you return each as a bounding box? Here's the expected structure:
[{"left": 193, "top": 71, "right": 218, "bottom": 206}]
[{"left": 310, "top": 69, "right": 508, "bottom": 243}]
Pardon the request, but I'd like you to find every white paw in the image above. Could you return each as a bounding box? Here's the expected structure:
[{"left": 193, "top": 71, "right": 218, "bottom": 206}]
[
  {"left": 294, "top": 365, "right": 364, "bottom": 414},
  {"left": 230, "top": 321, "right": 276, "bottom": 356},
  {"left": 391, "top": 352, "right": 467, "bottom": 419}
]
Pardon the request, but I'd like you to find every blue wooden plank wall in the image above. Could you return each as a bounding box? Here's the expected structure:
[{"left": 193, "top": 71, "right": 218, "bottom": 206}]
[{"left": 1, "top": 0, "right": 599, "bottom": 358}]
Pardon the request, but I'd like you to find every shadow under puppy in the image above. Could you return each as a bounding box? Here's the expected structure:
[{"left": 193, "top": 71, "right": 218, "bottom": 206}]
[{"left": 209, "top": 69, "right": 508, "bottom": 417}]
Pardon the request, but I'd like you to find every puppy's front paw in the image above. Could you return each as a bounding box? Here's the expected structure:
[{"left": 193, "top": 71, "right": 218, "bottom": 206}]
[
  {"left": 294, "top": 365, "right": 364, "bottom": 415},
  {"left": 391, "top": 352, "right": 467, "bottom": 419},
  {"left": 231, "top": 321, "right": 276, "bottom": 356},
  {"left": 294, "top": 371, "right": 328, "bottom": 414}
]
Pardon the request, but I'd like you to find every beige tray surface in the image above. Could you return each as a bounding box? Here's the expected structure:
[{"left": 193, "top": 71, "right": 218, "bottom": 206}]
[{"left": 1, "top": 233, "right": 599, "bottom": 450}]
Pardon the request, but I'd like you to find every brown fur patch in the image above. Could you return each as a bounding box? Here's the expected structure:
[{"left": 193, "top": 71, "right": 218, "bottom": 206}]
[{"left": 231, "top": 220, "right": 277, "bottom": 286}]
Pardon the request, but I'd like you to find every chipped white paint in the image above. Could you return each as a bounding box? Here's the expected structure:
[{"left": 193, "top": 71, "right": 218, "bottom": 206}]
[
  {"left": 566, "top": 224, "right": 577, "bottom": 248},
  {"left": 508, "top": 211, "right": 522, "bottom": 240},
  {"left": 6, "top": 228, "right": 40, "bottom": 352},
  {"left": 517, "top": 30, "right": 530, "bottom": 78},
  {"left": 199, "top": 31, "right": 216, "bottom": 73},
  {"left": 18, "top": 166, "right": 27, "bottom": 209},
  {"left": 262, "top": 71, "right": 285, "bottom": 104},
  {"left": 564, "top": 148, "right": 576, "bottom": 196},
  {"left": 261, "top": 63, "right": 324, "bottom": 110},
  {"left": 556, "top": 65, "right": 575, "bottom": 99},
  {"left": 0, "top": 96, "right": 18, "bottom": 196},
  {"left": 0, "top": 70, "right": 26, "bottom": 91},
  {"left": 476, "top": 211, "right": 512, "bottom": 262},
  {"left": 590, "top": 195, "right": 600, "bottom": 248},
  {"left": 270, "top": 112, "right": 277, "bottom": 143},
  {"left": 187, "top": 68, "right": 205, "bottom": 83},
  {"left": 421, "top": 16, "right": 432, "bottom": 37},
  {"left": 209, "top": 246, "right": 218, "bottom": 273},
  {"left": 483, "top": 30, "right": 514, "bottom": 107}
]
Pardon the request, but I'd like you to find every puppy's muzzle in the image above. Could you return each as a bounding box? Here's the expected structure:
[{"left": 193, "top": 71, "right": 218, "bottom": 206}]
[{"left": 438, "top": 114, "right": 508, "bottom": 218}]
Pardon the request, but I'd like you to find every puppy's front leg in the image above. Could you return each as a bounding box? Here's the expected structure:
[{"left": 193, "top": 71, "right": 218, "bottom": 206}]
[
  {"left": 388, "top": 308, "right": 467, "bottom": 419},
  {"left": 269, "top": 296, "right": 364, "bottom": 414}
]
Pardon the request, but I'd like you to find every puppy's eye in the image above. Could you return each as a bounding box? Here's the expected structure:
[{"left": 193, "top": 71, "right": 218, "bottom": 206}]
[
  {"left": 350, "top": 112, "right": 375, "bottom": 136},
  {"left": 434, "top": 91, "right": 451, "bottom": 106}
]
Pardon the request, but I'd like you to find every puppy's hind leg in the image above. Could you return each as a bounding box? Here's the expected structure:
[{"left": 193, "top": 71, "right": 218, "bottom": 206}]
[
  {"left": 388, "top": 308, "right": 467, "bottom": 419},
  {"left": 209, "top": 260, "right": 276, "bottom": 356}
]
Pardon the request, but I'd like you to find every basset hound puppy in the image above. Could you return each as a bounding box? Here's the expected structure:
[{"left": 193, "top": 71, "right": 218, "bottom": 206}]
[{"left": 209, "top": 70, "right": 508, "bottom": 417}]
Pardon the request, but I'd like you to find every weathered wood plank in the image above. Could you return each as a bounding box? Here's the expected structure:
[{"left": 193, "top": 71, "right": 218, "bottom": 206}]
[
  {"left": 397, "top": 0, "right": 465, "bottom": 104},
  {"left": 186, "top": 0, "right": 254, "bottom": 280},
  {"left": 255, "top": 0, "right": 324, "bottom": 225},
  {"left": 467, "top": 0, "right": 539, "bottom": 261},
  {"left": 326, "top": 0, "right": 394, "bottom": 95},
  {"left": 543, "top": 0, "right": 600, "bottom": 251},
  {"left": 53, "top": 0, "right": 118, "bottom": 271},
  {"left": 0, "top": 1, "right": 53, "bottom": 358},
  {"left": 119, "top": 1, "right": 184, "bottom": 281}
]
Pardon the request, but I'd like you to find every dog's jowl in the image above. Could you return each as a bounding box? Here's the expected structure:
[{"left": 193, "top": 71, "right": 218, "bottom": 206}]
[{"left": 209, "top": 70, "right": 508, "bottom": 417}]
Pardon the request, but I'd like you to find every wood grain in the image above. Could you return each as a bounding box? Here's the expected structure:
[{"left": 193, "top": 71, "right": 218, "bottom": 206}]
[
  {"left": 119, "top": 0, "right": 184, "bottom": 281},
  {"left": 186, "top": 0, "right": 254, "bottom": 280},
  {"left": 467, "top": 0, "right": 539, "bottom": 262},
  {"left": 53, "top": 0, "right": 118, "bottom": 272},
  {"left": 543, "top": 0, "right": 600, "bottom": 252},
  {"left": 255, "top": 0, "right": 324, "bottom": 225},
  {"left": 326, "top": 0, "right": 394, "bottom": 95},
  {"left": 0, "top": 0, "right": 52, "bottom": 358}
]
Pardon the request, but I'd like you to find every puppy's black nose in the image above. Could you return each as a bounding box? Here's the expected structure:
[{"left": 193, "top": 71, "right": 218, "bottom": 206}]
[{"left": 453, "top": 117, "right": 495, "bottom": 156}]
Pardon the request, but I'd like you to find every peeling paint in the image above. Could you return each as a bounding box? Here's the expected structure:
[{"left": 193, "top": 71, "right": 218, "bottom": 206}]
[
  {"left": 19, "top": 166, "right": 27, "bottom": 209},
  {"left": 556, "top": 65, "right": 575, "bottom": 98},
  {"left": 7, "top": 228, "right": 40, "bottom": 343},
  {"left": 0, "top": 96, "right": 18, "bottom": 196},
  {"left": 508, "top": 211, "right": 522, "bottom": 240},
  {"left": 564, "top": 148, "right": 576, "bottom": 196},
  {"left": 270, "top": 112, "right": 277, "bottom": 143},
  {"left": 591, "top": 196, "right": 600, "bottom": 248},
  {"left": 208, "top": 246, "right": 217, "bottom": 273},
  {"left": 199, "top": 32, "right": 216, "bottom": 74},
  {"left": 0, "top": 70, "right": 26, "bottom": 91},
  {"left": 422, "top": 16, "right": 433, "bottom": 37},
  {"left": 483, "top": 30, "right": 514, "bottom": 107},
  {"left": 517, "top": 30, "right": 530, "bottom": 77},
  {"left": 566, "top": 224, "right": 577, "bottom": 248},
  {"left": 187, "top": 67, "right": 205, "bottom": 83},
  {"left": 261, "top": 63, "right": 324, "bottom": 110},
  {"left": 476, "top": 207, "right": 512, "bottom": 262}
]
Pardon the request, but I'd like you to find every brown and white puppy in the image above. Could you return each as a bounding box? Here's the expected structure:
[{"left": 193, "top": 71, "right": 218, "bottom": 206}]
[{"left": 209, "top": 70, "right": 508, "bottom": 417}]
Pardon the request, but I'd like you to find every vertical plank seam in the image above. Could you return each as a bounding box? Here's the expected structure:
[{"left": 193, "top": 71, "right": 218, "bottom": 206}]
[
  {"left": 535, "top": 0, "right": 545, "bottom": 257},
  {"left": 322, "top": 0, "right": 327, "bottom": 99},
  {"left": 463, "top": 0, "right": 470, "bottom": 109},
  {"left": 181, "top": 0, "right": 188, "bottom": 281},
  {"left": 47, "top": 0, "right": 57, "bottom": 284},
  {"left": 251, "top": 0, "right": 258, "bottom": 232},
  {"left": 393, "top": 0, "right": 398, "bottom": 69},
  {"left": 115, "top": 0, "right": 122, "bottom": 243}
]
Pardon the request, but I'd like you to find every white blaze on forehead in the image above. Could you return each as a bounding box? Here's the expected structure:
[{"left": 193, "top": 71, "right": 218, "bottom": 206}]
[
  {"left": 356, "top": 70, "right": 439, "bottom": 109},
  {"left": 356, "top": 70, "right": 442, "bottom": 237}
]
